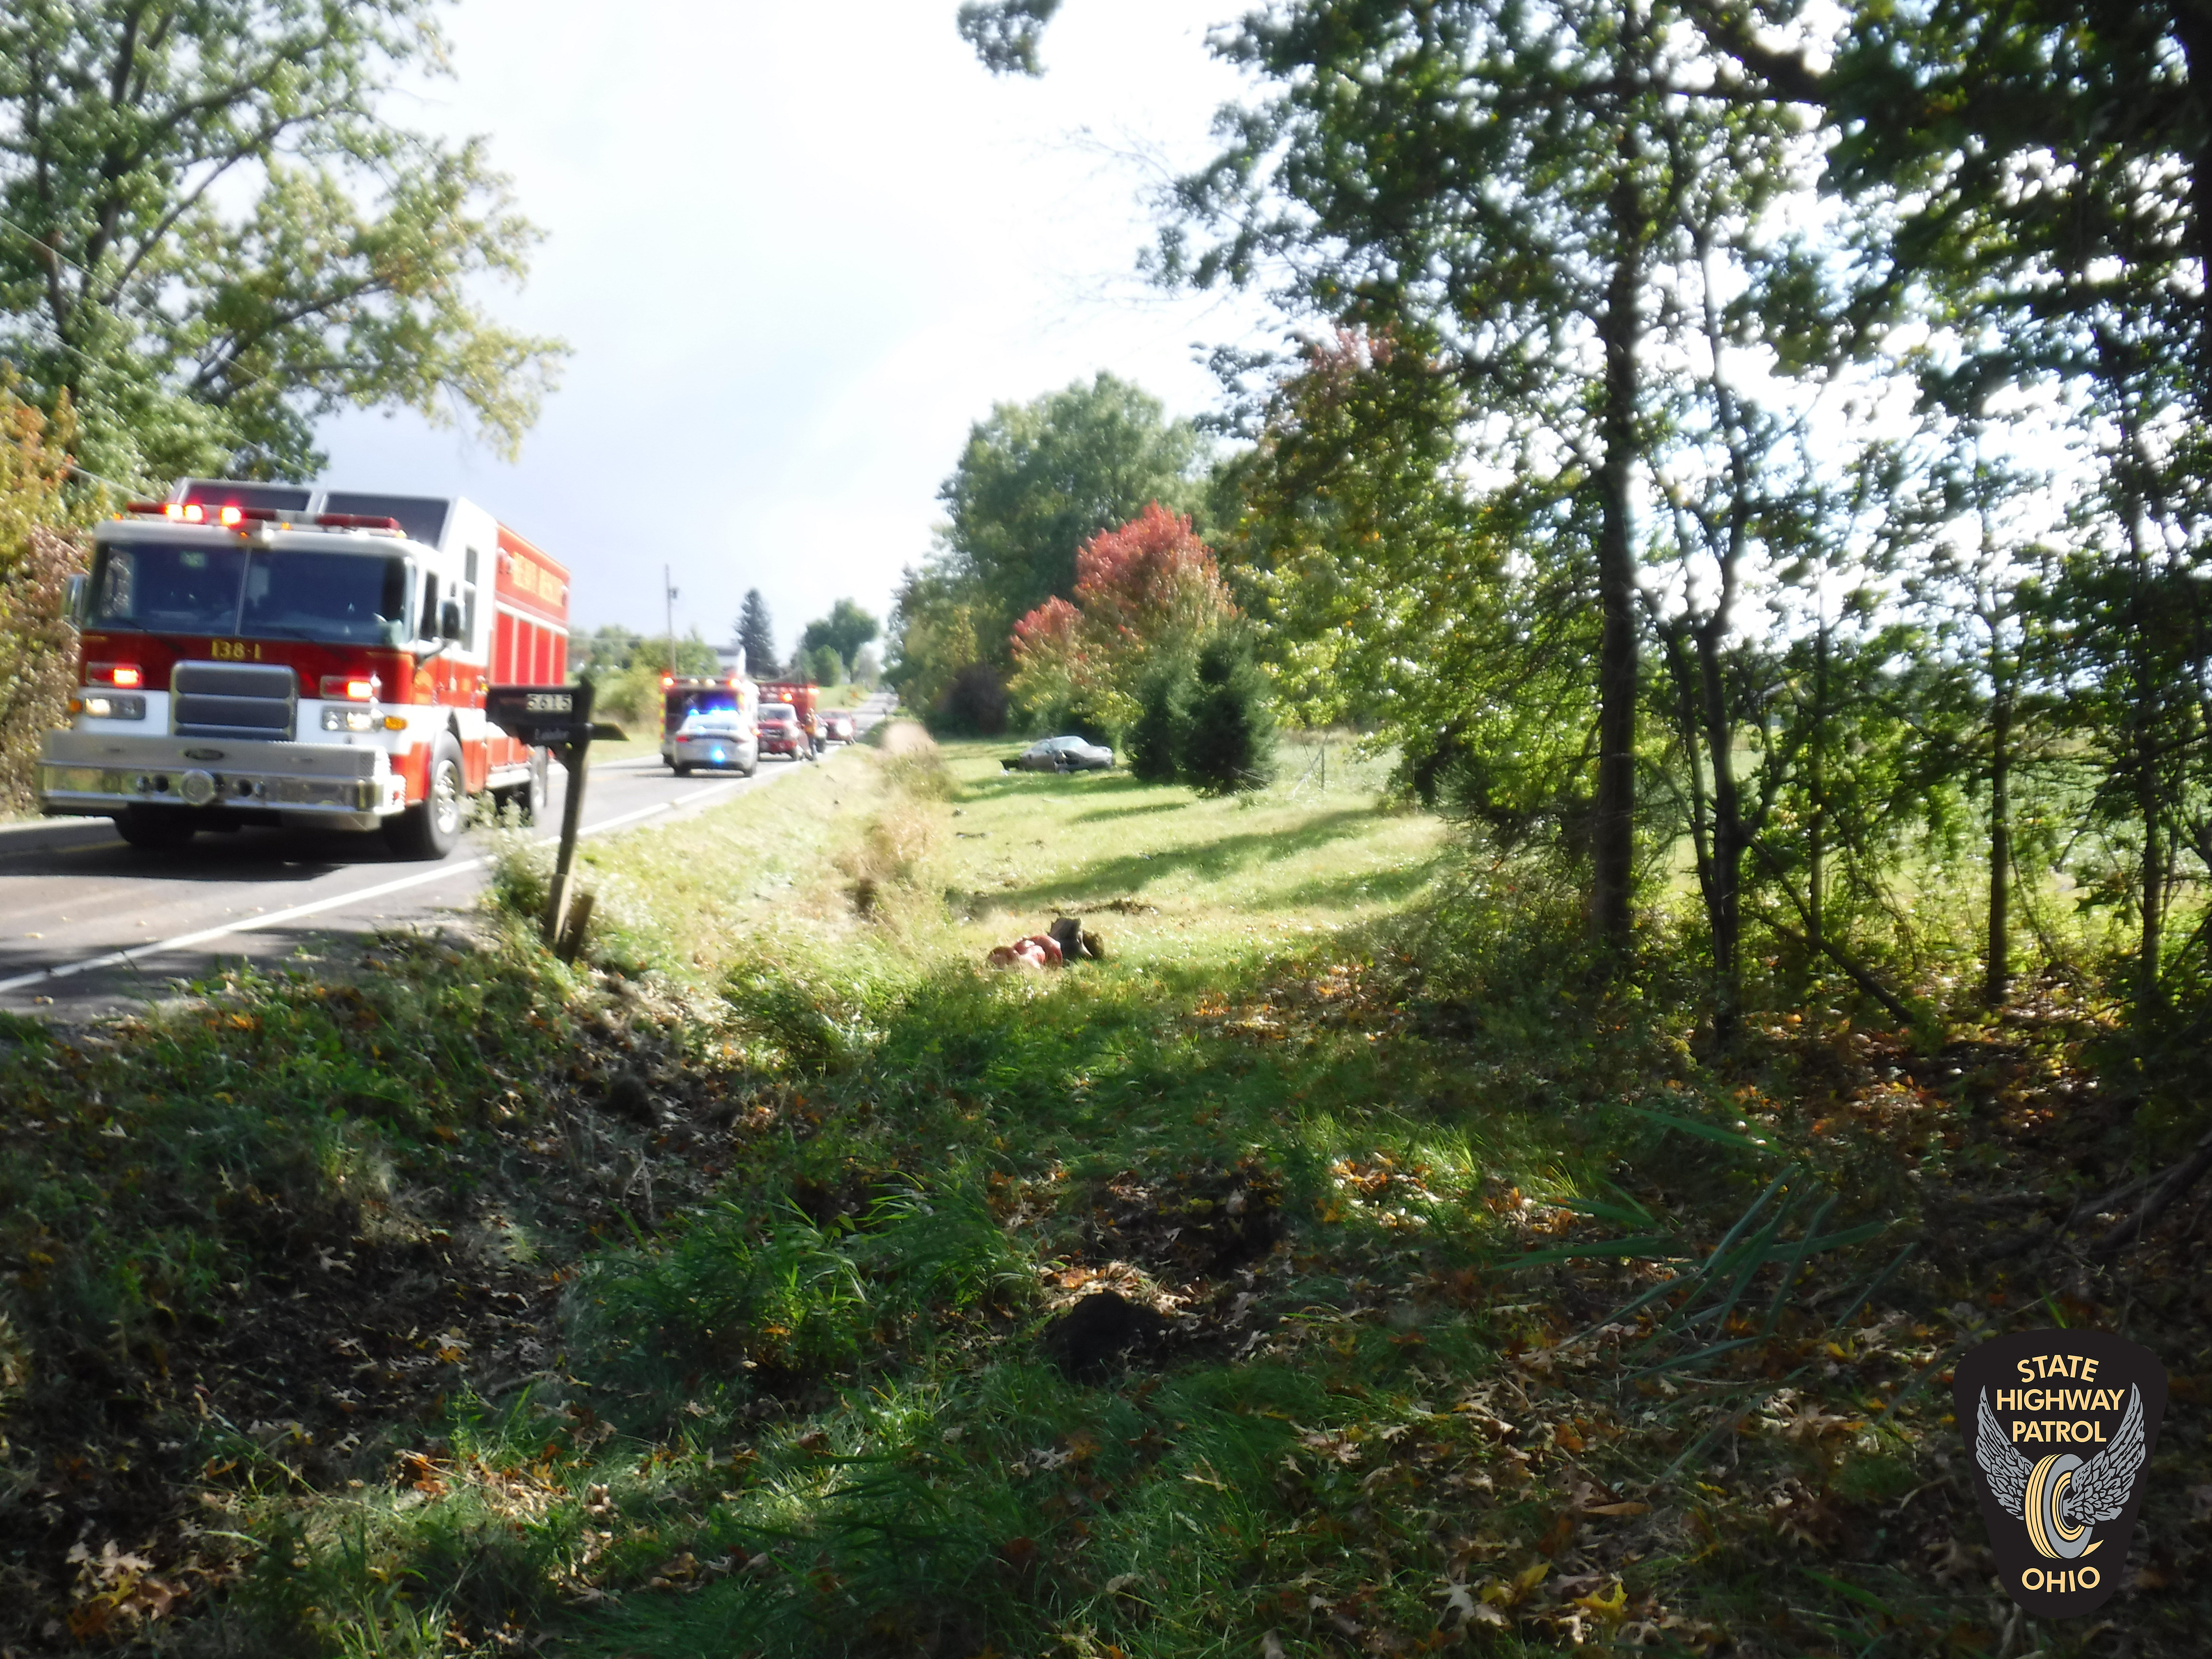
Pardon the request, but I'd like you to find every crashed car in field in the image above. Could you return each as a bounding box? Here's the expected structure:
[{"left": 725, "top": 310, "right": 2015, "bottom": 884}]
[{"left": 1006, "top": 735, "right": 1115, "bottom": 773}]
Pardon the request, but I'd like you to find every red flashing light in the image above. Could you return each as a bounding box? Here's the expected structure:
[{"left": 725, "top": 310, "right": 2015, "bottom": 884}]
[
  {"left": 320, "top": 674, "right": 378, "bottom": 701},
  {"left": 88, "top": 663, "right": 143, "bottom": 688}
]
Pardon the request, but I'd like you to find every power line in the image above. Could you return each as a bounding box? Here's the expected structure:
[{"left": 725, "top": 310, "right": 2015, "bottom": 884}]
[
  {"left": 0, "top": 206, "right": 288, "bottom": 405},
  {"left": 65, "top": 457, "right": 163, "bottom": 498},
  {"left": 0, "top": 205, "right": 100, "bottom": 283}
]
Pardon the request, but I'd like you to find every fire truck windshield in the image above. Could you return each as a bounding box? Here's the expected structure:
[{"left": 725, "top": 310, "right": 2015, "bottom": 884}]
[{"left": 90, "top": 544, "right": 413, "bottom": 646}]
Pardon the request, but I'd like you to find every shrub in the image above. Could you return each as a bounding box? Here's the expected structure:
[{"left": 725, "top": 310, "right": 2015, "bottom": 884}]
[
  {"left": 1179, "top": 631, "right": 1276, "bottom": 793},
  {"left": 1129, "top": 657, "right": 1190, "bottom": 783}
]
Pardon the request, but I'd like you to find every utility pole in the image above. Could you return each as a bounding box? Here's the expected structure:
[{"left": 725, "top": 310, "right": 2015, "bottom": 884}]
[{"left": 664, "top": 565, "right": 677, "bottom": 676}]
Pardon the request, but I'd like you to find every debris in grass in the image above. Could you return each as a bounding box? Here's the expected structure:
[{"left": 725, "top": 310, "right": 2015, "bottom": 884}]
[{"left": 1044, "top": 1289, "right": 1171, "bottom": 1379}]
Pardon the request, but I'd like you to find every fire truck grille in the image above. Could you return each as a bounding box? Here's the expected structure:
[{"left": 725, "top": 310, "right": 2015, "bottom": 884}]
[{"left": 172, "top": 661, "right": 297, "bottom": 741}]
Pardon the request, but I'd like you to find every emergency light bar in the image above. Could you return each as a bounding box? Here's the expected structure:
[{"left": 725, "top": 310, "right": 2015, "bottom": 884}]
[
  {"left": 118, "top": 502, "right": 405, "bottom": 534},
  {"left": 124, "top": 502, "right": 281, "bottom": 526}
]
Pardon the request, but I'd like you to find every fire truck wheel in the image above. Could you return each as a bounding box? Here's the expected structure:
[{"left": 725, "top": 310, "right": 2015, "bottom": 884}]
[
  {"left": 386, "top": 734, "right": 466, "bottom": 859},
  {"left": 114, "top": 807, "right": 198, "bottom": 850}
]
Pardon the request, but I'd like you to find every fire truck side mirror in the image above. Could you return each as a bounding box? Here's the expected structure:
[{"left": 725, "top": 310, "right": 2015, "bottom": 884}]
[
  {"left": 64, "top": 573, "right": 88, "bottom": 627},
  {"left": 439, "top": 598, "right": 464, "bottom": 641}
]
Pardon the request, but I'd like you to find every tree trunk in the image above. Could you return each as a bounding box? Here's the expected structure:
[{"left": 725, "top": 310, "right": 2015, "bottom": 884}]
[
  {"left": 1699, "top": 627, "right": 1745, "bottom": 1046},
  {"left": 1807, "top": 619, "right": 1828, "bottom": 954},
  {"left": 1985, "top": 661, "right": 2012, "bottom": 1008},
  {"left": 2140, "top": 791, "right": 2165, "bottom": 1019},
  {"left": 1592, "top": 168, "right": 1644, "bottom": 958}
]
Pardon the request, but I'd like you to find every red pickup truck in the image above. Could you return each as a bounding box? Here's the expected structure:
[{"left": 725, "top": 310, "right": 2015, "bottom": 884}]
[{"left": 755, "top": 681, "right": 818, "bottom": 761}]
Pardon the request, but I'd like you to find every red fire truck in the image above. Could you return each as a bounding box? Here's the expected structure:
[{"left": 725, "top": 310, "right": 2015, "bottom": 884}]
[{"left": 38, "top": 478, "right": 570, "bottom": 857}]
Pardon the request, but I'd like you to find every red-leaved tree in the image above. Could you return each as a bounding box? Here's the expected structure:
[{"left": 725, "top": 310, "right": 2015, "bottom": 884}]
[{"left": 1009, "top": 504, "right": 1235, "bottom": 731}]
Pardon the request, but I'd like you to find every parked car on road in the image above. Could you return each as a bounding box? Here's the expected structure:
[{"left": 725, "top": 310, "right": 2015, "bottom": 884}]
[
  {"left": 1007, "top": 735, "right": 1115, "bottom": 773},
  {"left": 757, "top": 701, "right": 814, "bottom": 761},
  {"left": 669, "top": 709, "right": 758, "bottom": 777}
]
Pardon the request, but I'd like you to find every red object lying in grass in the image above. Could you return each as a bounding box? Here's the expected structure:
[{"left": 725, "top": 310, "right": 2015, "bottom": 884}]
[
  {"left": 986, "top": 920, "right": 1106, "bottom": 971},
  {"left": 987, "top": 934, "right": 1063, "bottom": 971}
]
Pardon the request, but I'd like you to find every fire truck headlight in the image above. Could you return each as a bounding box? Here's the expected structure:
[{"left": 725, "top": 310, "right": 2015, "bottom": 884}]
[{"left": 322, "top": 707, "right": 377, "bottom": 733}]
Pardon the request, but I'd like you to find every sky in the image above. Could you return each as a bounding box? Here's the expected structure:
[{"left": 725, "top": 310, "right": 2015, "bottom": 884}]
[{"left": 316, "top": 0, "right": 1277, "bottom": 666}]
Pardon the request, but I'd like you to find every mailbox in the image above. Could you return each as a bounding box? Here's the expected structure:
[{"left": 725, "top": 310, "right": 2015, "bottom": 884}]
[
  {"left": 482, "top": 680, "right": 625, "bottom": 954},
  {"left": 485, "top": 682, "right": 624, "bottom": 747}
]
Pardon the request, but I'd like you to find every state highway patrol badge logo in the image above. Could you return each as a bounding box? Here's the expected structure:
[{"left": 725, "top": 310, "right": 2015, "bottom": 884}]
[{"left": 1953, "top": 1329, "right": 2165, "bottom": 1616}]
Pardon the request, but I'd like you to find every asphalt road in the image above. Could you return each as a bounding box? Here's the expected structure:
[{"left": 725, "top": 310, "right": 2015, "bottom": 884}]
[{"left": 0, "top": 695, "right": 896, "bottom": 1020}]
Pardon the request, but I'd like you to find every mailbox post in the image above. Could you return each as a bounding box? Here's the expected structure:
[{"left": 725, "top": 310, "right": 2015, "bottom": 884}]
[{"left": 483, "top": 681, "right": 627, "bottom": 950}]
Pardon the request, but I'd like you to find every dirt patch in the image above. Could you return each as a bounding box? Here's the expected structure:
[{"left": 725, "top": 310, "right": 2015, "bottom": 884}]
[
  {"left": 1077, "top": 1158, "right": 1285, "bottom": 1278},
  {"left": 1043, "top": 1290, "right": 1171, "bottom": 1380}
]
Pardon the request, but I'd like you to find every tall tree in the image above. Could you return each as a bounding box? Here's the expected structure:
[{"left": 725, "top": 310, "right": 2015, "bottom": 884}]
[
  {"left": 736, "top": 589, "right": 779, "bottom": 680},
  {"left": 0, "top": 0, "right": 565, "bottom": 484},
  {"left": 884, "top": 561, "right": 983, "bottom": 714},
  {"left": 1811, "top": 1, "right": 2212, "bottom": 1017},
  {"left": 1214, "top": 326, "right": 1600, "bottom": 837},
  {"left": 954, "top": 0, "right": 1061, "bottom": 75},
  {"left": 1161, "top": 0, "right": 1817, "bottom": 958},
  {"left": 1007, "top": 502, "right": 1236, "bottom": 733},
  {"left": 797, "top": 599, "right": 880, "bottom": 674},
  {"left": 0, "top": 379, "right": 88, "bottom": 811},
  {"left": 935, "top": 371, "right": 1205, "bottom": 663}
]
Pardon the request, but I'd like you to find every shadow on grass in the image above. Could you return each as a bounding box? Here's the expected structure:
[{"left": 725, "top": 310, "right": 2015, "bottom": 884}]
[
  {"left": 1270, "top": 860, "right": 1443, "bottom": 912},
  {"left": 976, "top": 807, "right": 1382, "bottom": 914},
  {"left": 1070, "top": 798, "right": 1188, "bottom": 823},
  {"left": 954, "top": 769, "right": 1142, "bottom": 805}
]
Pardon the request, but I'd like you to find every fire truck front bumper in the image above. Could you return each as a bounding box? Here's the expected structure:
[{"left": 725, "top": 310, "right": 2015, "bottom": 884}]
[{"left": 37, "top": 731, "right": 410, "bottom": 831}]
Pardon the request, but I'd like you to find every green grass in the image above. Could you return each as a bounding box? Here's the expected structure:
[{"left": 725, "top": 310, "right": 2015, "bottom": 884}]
[{"left": 4, "top": 725, "right": 2204, "bottom": 1658}]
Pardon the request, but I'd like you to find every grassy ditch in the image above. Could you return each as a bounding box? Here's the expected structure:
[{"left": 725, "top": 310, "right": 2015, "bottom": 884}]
[{"left": 1, "top": 729, "right": 2206, "bottom": 1656}]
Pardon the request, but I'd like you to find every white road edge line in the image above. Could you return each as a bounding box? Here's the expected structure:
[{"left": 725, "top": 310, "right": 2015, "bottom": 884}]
[{"left": 0, "top": 771, "right": 756, "bottom": 997}]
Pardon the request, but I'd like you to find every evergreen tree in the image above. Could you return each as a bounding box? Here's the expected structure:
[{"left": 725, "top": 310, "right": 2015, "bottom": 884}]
[
  {"left": 736, "top": 589, "right": 779, "bottom": 679},
  {"left": 1128, "top": 657, "right": 1190, "bottom": 784},
  {"left": 1178, "top": 632, "right": 1275, "bottom": 795}
]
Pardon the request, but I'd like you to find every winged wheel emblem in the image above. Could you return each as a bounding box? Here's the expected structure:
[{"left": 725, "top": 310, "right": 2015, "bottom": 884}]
[{"left": 1976, "top": 1383, "right": 2146, "bottom": 1560}]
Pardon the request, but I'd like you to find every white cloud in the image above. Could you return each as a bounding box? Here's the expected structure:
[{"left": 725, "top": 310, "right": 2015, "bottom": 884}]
[{"left": 317, "top": 0, "right": 1274, "bottom": 658}]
